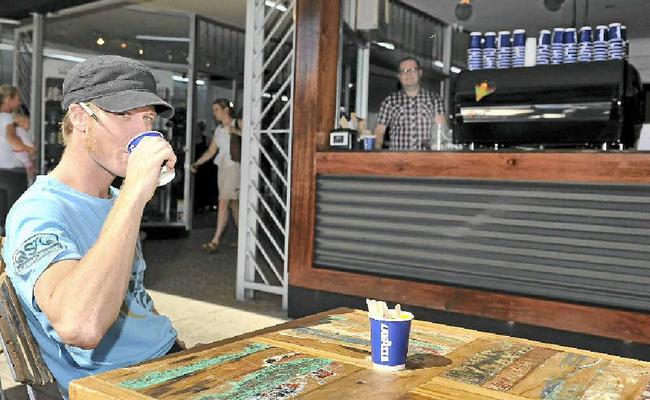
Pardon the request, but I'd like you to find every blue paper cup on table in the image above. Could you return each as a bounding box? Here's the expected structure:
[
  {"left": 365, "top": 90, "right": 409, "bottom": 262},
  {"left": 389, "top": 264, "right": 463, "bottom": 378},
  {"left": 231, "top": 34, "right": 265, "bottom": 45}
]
[
  {"left": 363, "top": 136, "right": 376, "bottom": 151},
  {"left": 467, "top": 32, "right": 483, "bottom": 70},
  {"left": 497, "top": 31, "right": 512, "bottom": 69},
  {"left": 593, "top": 25, "right": 609, "bottom": 61},
  {"left": 536, "top": 29, "right": 551, "bottom": 65},
  {"left": 370, "top": 312, "right": 414, "bottom": 371},
  {"left": 563, "top": 28, "right": 577, "bottom": 63},
  {"left": 512, "top": 29, "right": 526, "bottom": 67},
  {"left": 126, "top": 131, "right": 175, "bottom": 186},
  {"left": 483, "top": 32, "right": 497, "bottom": 69},
  {"left": 578, "top": 26, "right": 592, "bottom": 62},
  {"left": 551, "top": 28, "right": 565, "bottom": 64},
  {"left": 608, "top": 22, "right": 624, "bottom": 60}
]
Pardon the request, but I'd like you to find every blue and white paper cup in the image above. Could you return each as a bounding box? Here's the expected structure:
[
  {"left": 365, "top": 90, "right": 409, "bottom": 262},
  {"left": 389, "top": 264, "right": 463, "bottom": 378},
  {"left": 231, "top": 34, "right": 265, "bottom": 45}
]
[
  {"left": 595, "top": 25, "right": 608, "bottom": 42},
  {"left": 370, "top": 312, "right": 414, "bottom": 371},
  {"left": 126, "top": 131, "right": 175, "bottom": 186},
  {"left": 363, "top": 136, "right": 376, "bottom": 151}
]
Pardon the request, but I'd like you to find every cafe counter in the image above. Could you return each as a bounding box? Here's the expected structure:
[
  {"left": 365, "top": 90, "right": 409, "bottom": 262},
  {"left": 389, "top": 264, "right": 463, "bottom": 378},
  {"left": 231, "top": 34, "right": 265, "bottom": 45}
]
[{"left": 288, "top": 150, "right": 650, "bottom": 348}]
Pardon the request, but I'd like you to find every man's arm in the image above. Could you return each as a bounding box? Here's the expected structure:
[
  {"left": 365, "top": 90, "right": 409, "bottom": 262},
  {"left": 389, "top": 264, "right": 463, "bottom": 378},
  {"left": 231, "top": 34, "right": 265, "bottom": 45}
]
[
  {"left": 34, "top": 137, "right": 176, "bottom": 349},
  {"left": 374, "top": 124, "right": 387, "bottom": 149}
]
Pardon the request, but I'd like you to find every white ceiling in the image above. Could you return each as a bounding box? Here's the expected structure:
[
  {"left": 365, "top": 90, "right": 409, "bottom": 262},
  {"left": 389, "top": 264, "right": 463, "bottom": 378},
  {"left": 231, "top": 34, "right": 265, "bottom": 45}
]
[
  {"left": 150, "top": 0, "right": 650, "bottom": 40},
  {"left": 21, "top": 0, "right": 650, "bottom": 71},
  {"left": 133, "top": 0, "right": 247, "bottom": 28},
  {"left": 403, "top": 0, "right": 650, "bottom": 39}
]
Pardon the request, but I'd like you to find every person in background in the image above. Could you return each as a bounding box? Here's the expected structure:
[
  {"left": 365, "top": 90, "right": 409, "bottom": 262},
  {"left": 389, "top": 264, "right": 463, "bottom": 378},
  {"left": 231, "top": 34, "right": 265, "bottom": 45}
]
[
  {"left": 14, "top": 106, "right": 37, "bottom": 185},
  {"left": 373, "top": 57, "right": 447, "bottom": 150},
  {"left": 2, "top": 56, "right": 183, "bottom": 398},
  {"left": 191, "top": 98, "right": 241, "bottom": 253},
  {"left": 0, "top": 85, "right": 32, "bottom": 234}
]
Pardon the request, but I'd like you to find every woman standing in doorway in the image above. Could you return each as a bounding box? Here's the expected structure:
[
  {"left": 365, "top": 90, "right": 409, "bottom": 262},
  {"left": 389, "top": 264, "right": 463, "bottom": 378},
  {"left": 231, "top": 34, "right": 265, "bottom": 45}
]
[
  {"left": 191, "top": 98, "right": 241, "bottom": 253},
  {"left": 0, "top": 86, "right": 32, "bottom": 233}
]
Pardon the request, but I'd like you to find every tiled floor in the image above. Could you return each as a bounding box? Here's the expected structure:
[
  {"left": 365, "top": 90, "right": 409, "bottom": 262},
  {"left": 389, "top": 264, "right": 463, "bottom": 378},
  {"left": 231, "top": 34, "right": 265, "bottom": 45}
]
[{"left": 0, "top": 222, "right": 288, "bottom": 399}]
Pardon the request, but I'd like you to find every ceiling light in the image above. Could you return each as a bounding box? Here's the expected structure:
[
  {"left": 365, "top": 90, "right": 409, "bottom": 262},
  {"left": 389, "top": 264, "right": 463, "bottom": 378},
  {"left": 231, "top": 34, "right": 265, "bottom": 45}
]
[
  {"left": 0, "top": 18, "right": 20, "bottom": 25},
  {"left": 375, "top": 41, "right": 395, "bottom": 50},
  {"left": 450, "top": 66, "right": 462, "bottom": 74},
  {"left": 135, "top": 35, "right": 190, "bottom": 43},
  {"left": 455, "top": 0, "right": 472, "bottom": 21},
  {"left": 46, "top": 53, "right": 86, "bottom": 63},
  {"left": 120, "top": 41, "right": 128, "bottom": 49},
  {"left": 544, "top": 0, "right": 565, "bottom": 11},
  {"left": 96, "top": 37, "right": 105, "bottom": 46},
  {"left": 265, "top": 1, "right": 287, "bottom": 12},
  {"left": 138, "top": 48, "right": 144, "bottom": 55},
  {"left": 433, "top": 60, "right": 444, "bottom": 68}
]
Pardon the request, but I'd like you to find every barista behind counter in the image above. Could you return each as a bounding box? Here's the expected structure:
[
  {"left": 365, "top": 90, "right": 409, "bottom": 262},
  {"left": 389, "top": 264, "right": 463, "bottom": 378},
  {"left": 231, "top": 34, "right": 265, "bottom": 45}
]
[{"left": 374, "top": 57, "right": 449, "bottom": 150}]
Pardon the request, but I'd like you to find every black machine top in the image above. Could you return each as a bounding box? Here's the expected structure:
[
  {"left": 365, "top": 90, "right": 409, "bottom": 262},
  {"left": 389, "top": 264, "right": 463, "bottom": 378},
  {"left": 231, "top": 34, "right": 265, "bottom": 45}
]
[{"left": 453, "top": 60, "right": 644, "bottom": 148}]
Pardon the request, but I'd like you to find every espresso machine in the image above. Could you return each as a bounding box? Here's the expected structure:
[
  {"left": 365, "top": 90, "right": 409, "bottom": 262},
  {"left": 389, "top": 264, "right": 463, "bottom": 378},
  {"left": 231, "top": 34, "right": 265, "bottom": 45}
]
[{"left": 453, "top": 60, "right": 644, "bottom": 150}]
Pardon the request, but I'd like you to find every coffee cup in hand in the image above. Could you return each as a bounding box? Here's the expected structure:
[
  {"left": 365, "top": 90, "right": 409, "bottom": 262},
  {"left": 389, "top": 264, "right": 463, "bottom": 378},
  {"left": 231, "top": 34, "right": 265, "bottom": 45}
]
[{"left": 126, "top": 131, "right": 175, "bottom": 186}]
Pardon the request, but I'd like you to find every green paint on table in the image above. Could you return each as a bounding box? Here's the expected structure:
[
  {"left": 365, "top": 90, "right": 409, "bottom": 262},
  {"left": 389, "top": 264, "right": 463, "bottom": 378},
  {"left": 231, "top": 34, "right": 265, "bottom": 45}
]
[
  {"left": 119, "top": 343, "right": 272, "bottom": 390},
  {"left": 444, "top": 342, "right": 532, "bottom": 385},
  {"left": 195, "top": 357, "right": 334, "bottom": 400}
]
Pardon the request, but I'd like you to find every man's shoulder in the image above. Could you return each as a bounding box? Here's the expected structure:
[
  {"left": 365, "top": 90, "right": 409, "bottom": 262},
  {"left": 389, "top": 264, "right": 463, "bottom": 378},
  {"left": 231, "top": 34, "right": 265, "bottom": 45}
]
[
  {"left": 6, "top": 180, "right": 67, "bottom": 227},
  {"left": 382, "top": 90, "right": 407, "bottom": 105}
]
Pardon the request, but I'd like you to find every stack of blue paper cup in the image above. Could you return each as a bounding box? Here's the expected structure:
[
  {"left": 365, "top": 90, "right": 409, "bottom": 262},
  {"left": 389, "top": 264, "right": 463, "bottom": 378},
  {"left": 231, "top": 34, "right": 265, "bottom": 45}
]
[
  {"left": 593, "top": 25, "right": 609, "bottom": 61},
  {"left": 563, "top": 28, "right": 578, "bottom": 63},
  {"left": 482, "top": 32, "right": 497, "bottom": 69},
  {"left": 551, "top": 28, "right": 565, "bottom": 64},
  {"left": 536, "top": 29, "right": 551, "bottom": 65},
  {"left": 621, "top": 25, "right": 628, "bottom": 59},
  {"left": 577, "top": 26, "right": 592, "bottom": 62},
  {"left": 467, "top": 32, "right": 483, "bottom": 70},
  {"left": 497, "top": 31, "right": 512, "bottom": 69},
  {"left": 512, "top": 29, "right": 526, "bottom": 67},
  {"left": 608, "top": 23, "right": 625, "bottom": 60}
]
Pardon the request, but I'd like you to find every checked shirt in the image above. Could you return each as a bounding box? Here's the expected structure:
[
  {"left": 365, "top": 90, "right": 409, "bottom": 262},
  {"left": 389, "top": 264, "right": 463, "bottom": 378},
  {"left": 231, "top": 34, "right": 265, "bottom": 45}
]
[{"left": 377, "top": 89, "right": 444, "bottom": 150}]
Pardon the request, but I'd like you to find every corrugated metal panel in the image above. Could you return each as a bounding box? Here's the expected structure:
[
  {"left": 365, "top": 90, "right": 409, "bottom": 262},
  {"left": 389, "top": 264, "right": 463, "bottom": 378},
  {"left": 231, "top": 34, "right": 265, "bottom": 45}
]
[{"left": 315, "top": 175, "right": 650, "bottom": 311}]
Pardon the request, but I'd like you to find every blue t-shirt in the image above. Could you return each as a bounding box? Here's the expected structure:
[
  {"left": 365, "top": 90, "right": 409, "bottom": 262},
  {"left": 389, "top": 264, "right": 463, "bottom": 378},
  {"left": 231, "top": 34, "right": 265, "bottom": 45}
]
[{"left": 2, "top": 176, "right": 177, "bottom": 398}]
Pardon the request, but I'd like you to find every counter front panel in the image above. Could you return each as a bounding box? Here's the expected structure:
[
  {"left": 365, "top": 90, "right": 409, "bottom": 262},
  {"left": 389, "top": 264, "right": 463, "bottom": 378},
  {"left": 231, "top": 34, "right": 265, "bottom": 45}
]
[{"left": 315, "top": 175, "right": 650, "bottom": 312}]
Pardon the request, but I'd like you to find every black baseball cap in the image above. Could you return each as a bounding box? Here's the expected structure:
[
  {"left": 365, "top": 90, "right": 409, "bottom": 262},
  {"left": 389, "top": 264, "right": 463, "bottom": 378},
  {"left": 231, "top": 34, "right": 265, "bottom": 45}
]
[{"left": 61, "top": 55, "right": 174, "bottom": 118}]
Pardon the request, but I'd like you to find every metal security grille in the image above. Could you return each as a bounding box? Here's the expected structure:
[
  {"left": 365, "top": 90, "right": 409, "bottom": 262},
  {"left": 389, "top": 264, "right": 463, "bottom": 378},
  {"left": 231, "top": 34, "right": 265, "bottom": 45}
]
[
  {"left": 237, "top": 0, "right": 295, "bottom": 309},
  {"left": 315, "top": 175, "right": 650, "bottom": 312}
]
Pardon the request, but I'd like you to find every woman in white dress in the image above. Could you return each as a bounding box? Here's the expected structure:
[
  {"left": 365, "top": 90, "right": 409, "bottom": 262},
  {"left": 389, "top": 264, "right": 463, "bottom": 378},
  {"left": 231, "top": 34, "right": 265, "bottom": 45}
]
[
  {"left": 0, "top": 86, "right": 31, "bottom": 233},
  {"left": 191, "top": 99, "right": 241, "bottom": 252}
]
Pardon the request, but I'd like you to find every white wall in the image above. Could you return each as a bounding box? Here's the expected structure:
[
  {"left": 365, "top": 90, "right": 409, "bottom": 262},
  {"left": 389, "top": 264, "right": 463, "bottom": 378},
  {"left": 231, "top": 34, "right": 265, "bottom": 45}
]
[{"left": 629, "top": 38, "right": 650, "bottom": 83}]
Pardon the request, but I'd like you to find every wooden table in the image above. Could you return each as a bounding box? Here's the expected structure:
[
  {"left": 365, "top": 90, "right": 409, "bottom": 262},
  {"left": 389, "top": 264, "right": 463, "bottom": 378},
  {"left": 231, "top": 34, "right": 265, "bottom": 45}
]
[{"left": 69, "top": 308, "right": 650, "bottom": 399}]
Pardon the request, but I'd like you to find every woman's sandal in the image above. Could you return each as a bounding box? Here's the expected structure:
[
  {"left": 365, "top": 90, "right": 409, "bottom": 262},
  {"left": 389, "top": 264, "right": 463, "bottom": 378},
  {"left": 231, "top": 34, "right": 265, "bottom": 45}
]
[{"left": 201, "top": 241, "right": 220, "bottom": 253}]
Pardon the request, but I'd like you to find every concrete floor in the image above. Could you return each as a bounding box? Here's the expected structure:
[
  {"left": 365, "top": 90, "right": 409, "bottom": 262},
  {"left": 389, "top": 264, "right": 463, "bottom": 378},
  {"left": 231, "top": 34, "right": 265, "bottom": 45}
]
[{"left": 0, "top": 222, "right": 288, "bottom": 399}]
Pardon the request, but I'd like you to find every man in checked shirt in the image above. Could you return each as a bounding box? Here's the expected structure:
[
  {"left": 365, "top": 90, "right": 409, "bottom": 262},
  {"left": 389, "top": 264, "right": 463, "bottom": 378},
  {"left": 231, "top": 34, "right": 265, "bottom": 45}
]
[{"left": 373, "top": 57, "right": 448, "bottom": 150}]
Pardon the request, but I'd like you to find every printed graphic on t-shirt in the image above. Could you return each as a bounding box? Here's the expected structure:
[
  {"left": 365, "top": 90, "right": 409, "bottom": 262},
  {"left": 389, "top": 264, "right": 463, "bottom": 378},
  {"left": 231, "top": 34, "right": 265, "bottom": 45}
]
[
  {"left": 119, "top": 249, "right": 153, "bottom": 319},
  {"left": 12, "top": 233, "right": 64, "bottom": 274}
]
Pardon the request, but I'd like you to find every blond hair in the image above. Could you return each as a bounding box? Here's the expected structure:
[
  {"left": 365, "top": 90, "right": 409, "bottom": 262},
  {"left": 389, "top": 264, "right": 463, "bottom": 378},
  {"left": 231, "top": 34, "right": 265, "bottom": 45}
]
[{"left": 0, "top": 85, "right": 18, "bottom": 106}]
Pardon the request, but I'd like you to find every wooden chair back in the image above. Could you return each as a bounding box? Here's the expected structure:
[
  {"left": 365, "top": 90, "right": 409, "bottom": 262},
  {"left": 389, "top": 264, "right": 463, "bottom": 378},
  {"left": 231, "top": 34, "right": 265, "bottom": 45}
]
[{"left": 0, "top": 237, "right": 54, "bottom": 386}]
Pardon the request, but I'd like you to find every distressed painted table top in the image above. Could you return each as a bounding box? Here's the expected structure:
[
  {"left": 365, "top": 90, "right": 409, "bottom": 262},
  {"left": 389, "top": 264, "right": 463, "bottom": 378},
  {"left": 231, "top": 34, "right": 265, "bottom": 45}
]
[{"left": 69, "top": 308, "right": 650, "bottom": 400}]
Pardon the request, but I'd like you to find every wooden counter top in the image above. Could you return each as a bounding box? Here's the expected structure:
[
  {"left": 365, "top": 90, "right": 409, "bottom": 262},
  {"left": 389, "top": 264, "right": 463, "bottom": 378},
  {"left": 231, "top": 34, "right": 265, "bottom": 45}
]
[{"left": 315, "top": 151, "right": 650, "bottom": 184}]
